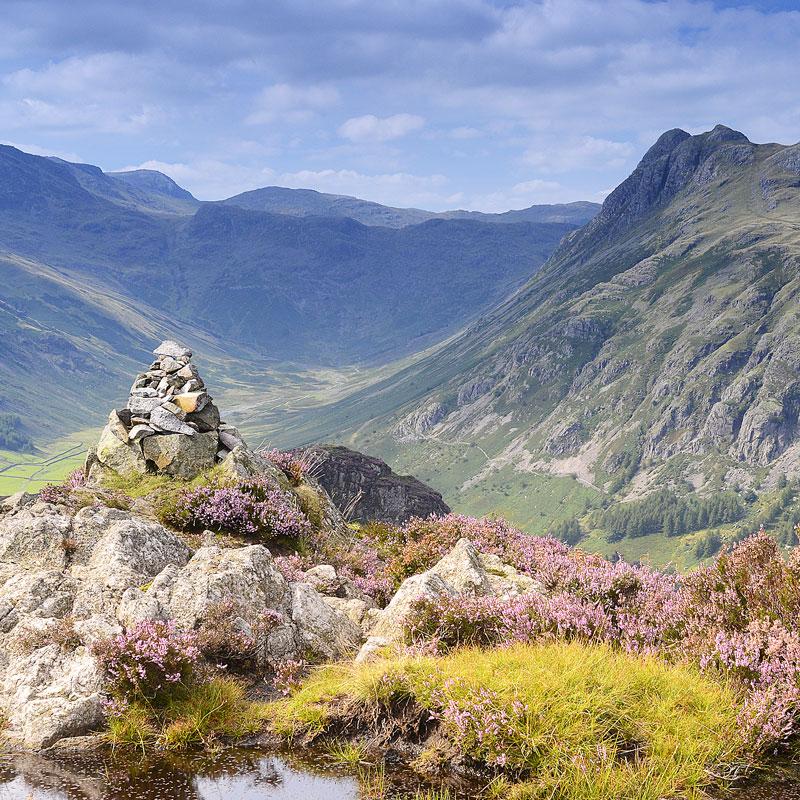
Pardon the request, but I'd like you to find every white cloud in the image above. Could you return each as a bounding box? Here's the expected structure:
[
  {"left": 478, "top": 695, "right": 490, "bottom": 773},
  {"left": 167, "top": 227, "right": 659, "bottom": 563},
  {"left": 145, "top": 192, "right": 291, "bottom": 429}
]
[
  {"left": 338, "top": 113, "right": 424, "bottom": 142},
  {"left": 246, "top": 83, "right": 339, "bottom": 125},
  {"left": 523, "top": 137, "right": 635, "bottom": 173}
]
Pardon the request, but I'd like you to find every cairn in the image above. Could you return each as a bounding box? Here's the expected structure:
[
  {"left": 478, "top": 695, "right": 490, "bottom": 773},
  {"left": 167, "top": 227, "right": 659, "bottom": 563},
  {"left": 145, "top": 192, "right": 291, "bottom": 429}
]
[{"left": 88, "top": 340, "right": 246, "bottom": 480}]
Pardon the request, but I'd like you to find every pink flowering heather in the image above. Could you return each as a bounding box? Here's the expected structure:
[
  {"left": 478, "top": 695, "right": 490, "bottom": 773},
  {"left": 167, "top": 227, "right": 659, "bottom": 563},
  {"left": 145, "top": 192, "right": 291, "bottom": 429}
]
[
  {"left": 262, "top": 448, "right": 306, "bottom": 484},
  {"left": 169, "top": 474, "right": 310, "bottom": 541},
  {"left": 273, "top": 659, "right": 307, "bottom": 696},
  {"left": 93, "top": 620, "right": 201, "bottom": 704},
  {"left": 39, "top": 468, "right": 87, "bottom": 504}
]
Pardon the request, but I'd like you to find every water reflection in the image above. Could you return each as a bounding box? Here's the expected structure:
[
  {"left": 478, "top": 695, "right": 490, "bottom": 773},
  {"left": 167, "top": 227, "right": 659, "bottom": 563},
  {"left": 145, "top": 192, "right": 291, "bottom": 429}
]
[
  {"left": 0, "top": 749, "right": 360, "bottom": 800},
  {"left": 6, "top": 747, "right": 800, "bottom": 800}
]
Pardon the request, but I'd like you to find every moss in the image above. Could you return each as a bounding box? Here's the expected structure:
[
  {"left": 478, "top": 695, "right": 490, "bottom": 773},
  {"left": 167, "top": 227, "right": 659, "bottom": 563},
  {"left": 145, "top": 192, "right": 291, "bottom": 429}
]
[{"left": 268, "top": 642, "right": 746, "bottom": 800}]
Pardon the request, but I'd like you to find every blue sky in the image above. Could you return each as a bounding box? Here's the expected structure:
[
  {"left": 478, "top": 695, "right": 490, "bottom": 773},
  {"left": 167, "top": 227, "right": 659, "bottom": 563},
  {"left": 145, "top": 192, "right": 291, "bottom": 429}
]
[{"left": 1, "top": 0, "right": 798, "bottom": 211}]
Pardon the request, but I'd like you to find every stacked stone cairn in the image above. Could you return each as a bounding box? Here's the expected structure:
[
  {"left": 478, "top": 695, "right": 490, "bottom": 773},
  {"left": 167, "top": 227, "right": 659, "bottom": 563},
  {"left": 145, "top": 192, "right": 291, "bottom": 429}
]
[{"left": 89, "top": 340, "right": 246, "bottom": 480}]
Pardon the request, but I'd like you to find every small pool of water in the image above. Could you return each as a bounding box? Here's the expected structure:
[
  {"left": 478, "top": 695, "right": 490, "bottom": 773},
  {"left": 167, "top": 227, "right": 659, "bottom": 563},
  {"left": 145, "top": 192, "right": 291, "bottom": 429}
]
[
  {"left": 0, "top": 748, "right": 366, "bottom": 800},
  {"left": 3, "top": 747, "right": 800, "bottom": 800}
]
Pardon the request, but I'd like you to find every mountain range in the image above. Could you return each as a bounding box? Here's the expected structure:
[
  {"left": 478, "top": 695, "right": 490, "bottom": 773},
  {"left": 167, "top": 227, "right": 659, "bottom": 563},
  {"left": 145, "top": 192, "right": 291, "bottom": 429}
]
[
  {"left": 0, "top": 143, "right": 596, "bottom": 438},
  {"left": 252, "top": 125, "right": 800, "bottom": 562}
]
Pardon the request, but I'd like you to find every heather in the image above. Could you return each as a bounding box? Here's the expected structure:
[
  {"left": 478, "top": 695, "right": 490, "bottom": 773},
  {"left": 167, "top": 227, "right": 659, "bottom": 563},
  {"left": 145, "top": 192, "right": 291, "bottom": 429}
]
[
  {"left": 268, "top": 642, "right": 743, "bottom": 800},
  {"left": 93, "top": 619, "right": 262, "bottom": 750},
  {"left": 164, "top": 473, "right": 311, "bottom": 541}
]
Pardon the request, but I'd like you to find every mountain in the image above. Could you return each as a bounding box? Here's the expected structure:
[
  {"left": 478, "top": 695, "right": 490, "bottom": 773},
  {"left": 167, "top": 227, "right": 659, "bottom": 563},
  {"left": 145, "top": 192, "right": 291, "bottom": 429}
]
[
  {"left": 265, "top": 125, "right": 800, "bottom": 555},
  {"left": 0, "top": 144, "right": 590, "bottom": 441},
  {"left": 222, "top": 186, "right": 599, "bottom": 228}
]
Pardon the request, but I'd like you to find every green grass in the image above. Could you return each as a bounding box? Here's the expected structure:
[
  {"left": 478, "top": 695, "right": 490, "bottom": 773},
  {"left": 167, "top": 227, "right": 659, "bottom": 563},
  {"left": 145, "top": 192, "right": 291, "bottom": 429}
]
[
  {"left": 267, "top": 641, "right": 746, "bottom": 800},
  {"left": 108, "top": 676, "right": 266, "bottom": 752},
  {"left": 0, "top": 428, "right": 96, "bottom": 496}
]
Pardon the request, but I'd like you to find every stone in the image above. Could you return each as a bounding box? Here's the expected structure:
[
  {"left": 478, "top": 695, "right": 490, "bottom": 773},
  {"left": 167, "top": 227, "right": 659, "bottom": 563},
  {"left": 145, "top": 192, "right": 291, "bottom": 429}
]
[
  {"left": 290, "top": 582, "right": 362, "bottom": 660},
  {"left": 129, "top": 387, "right": 159, "bottom": 398},
  {"left": 149, "top": 545, "right": 290, "bottom": 630},
  {"left": 0, "top": 491, "right": 36, "bottom": 513},
  {"left": 142, "top": 431, "right": 218, "bottom": 478},
  {"left": 95, "top": 424, "right": 147, "bottom": 476},
  {"left": 160, "top": 356, "right": 181, "bottom": 373},
  {"left": 127, "top": 395, "right": 163, "bottom": 416},
  {"left": 173, "top": 391, "right": 208, "bottom": 414},
  {"left": 186, "top": 402, "right": 221, "bottom": 432},
  {"left": 107, "top": 410, "right": 130, "bottom": 443},
  {"left": 177, "top": 363, "right": 200, "bottom": 382},
  {"left": 153, "top": 340, "right": 192, "bottom": 360},
  {"left": 221, "top": 446, "right": 286, "bottom": 485},
  {"left": 128, "top": 424, "right": 156, "bottom": 443},
  {"left": 149, "top": 406, "right": 196, "bottom": 435},
  {"left": 305, "top": 564, "right": 340, "bottom": 595},
  {"left": 182, "top": 378, "right": 203, "bottom": 393},
  {"left": 218, "top": 426, "right": 246, "bottom": 451},
  {"left": 0, "top": 645, "right": 106, "bottom": 750},
  {"left": 160, "top": 401, "right": 187, "bottom": 420},
  {"left": 322, "top": 596, "right": 370, "bottom": 627},
  {"left": 355, "top": 540, "right": 541, "bottom": 662}
]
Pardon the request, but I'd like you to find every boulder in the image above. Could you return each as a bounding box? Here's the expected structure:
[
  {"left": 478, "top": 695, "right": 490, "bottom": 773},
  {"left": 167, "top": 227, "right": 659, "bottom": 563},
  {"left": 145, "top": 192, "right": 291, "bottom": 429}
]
[
  {"left": 355, "top": 539, "right": 542, "bottom": 662},
  {"left": 218, "top": 425, "right": 246, "bottom": 451},
  {"left": 185, "top": 401, "right": 220, "bottom": 432},
  {"left": 95, "top": 424, "right": 147, "bottom": 476},
  {"left": 142, "top": 431, "right": 218, "bottom": 478},
  {"left": 305, "top": 444, "right": 451, "bottom": 524},
  {"left": 0, "top": 491, "right": 36, "bottom": 514},
  {"left": 148, "top": 545, "right": 290, "bottom": 631},
  {"left": 153, "top": 340, "right": 192, "bottom": 360},
  {"left": 221, "top": 446, "right": 286, "bottom": 485},
  {"left": 289, "top": 582, "right": 363, "bottom": 660},
  {"left": 1, "top": 644, "right": 105, "bottom": 750},
  {"left": 107, "top": 409, "right": 130, "bottom": 443}
]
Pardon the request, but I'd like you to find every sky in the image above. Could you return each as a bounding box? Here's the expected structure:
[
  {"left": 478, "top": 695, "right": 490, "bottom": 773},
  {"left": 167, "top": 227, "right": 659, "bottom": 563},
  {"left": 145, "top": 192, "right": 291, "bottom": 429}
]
[{"left": 1, "top": 0, "right": 799, "bottom": 212}]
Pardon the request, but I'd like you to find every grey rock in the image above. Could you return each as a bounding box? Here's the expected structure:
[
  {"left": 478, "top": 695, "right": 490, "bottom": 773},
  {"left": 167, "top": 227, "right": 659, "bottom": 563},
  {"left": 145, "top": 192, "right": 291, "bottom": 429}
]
[
  {"left": 153, "top": 340, "right": 192, "bottom": 360},
  {"left": 128, "top": 424, "right": 156, "bottom": 443},
  {"left": 160, "top": 401, "right": 187, "bottom": 420},
  {"left": 95, "top": 424, "right": 147, "bottom": 476},
  {"left": 129, "top": 387, "right": 159, "bottom": 398},
  {"left": 149, "top": 406, "right": 196, "bottom": 435},
  {"left": 142, "top": 431, "right": 218, "bottom": 478},
  {"left": 289, "top": 582, "right": 362, "bottom": 660},
  {"left": 218, "top": 427, "right": 246, "bottom": 451},
  {"left": 0, "top": 492, "right": 36, "bottom": 514},
  {"left": 186, "top": 402, "right": 221, "bottom": 432},
  {"left": 304, "top": 445, "right": 450, "bottom": 524},
  {"left": 127, "top": 395, "right": 163, "bottom": 416},
  {"left": 160, "top": 356, "right": 181, "bottom": 373}
]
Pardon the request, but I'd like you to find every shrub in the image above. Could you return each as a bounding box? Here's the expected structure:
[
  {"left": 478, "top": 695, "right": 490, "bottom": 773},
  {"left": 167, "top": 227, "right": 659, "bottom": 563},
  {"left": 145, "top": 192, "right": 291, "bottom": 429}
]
[
  {"left": 39, "top": 468, "right": 87, "bottom": 505},
  {"left": 167, "top": 474, "right": 310, "bottom": 541},
  {"left": 196, "top": 599, "right": 283, "bottom": 666},
  {"left": 93, "top": 619, "right": 200, "bottom": 704},
  {"left": 262, "top": 448, "right": 307, "bottom": 485}
]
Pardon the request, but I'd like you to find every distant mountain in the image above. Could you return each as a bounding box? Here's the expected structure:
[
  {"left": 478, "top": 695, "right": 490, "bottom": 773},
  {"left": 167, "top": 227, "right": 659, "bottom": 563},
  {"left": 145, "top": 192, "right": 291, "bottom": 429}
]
[
  {"left": 272, "top": 126, "right": 800, "bottom": 549},
  {"left": 0, "top": 144, "right": 591, "bottom": 439},
  {"left": 222, "top": 186, "right": 599, "bottom": 228}
]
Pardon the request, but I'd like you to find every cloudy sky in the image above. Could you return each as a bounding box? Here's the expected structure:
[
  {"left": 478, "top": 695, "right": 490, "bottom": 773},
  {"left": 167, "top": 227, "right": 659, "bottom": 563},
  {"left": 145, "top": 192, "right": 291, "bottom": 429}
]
[{"left": 1, "top": 0, "right": 798, "bottom": 211}]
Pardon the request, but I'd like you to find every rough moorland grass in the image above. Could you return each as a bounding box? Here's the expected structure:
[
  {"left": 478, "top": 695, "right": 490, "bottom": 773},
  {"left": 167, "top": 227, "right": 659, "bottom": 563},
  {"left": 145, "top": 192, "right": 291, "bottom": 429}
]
[
  {"left": 268, "top": 641, "right": 745, "bottom": 800},
  {"left": 108, "top": 677, "right": 267, "bottom": 752}
]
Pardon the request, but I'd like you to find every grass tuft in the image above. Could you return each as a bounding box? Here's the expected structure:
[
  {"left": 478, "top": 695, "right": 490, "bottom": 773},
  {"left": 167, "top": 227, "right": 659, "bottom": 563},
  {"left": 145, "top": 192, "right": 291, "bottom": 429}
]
[{"left": 268, "top": 641, "right": 746, "bottom": 800}]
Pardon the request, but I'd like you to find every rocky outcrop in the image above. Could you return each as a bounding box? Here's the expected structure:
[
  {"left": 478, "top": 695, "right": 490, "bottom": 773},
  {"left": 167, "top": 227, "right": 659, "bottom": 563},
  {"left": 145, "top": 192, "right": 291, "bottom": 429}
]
[
  {"left": 89, "top": 341, "right": 246, "bottom": 481},
  {"left": 304, "top": 445, "right": 450, "bottom": 524},
  {"left": 356, "top": 538, "right": 540, "bottom": 662},
  {"left": 0, "top": 497, "right": 362, "bottom": 749}
]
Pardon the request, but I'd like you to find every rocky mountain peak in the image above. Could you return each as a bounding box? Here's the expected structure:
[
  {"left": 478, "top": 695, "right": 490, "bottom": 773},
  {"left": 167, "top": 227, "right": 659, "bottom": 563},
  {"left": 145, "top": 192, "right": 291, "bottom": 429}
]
[{"left": 581, "top": 124, "right": 754, "bottom": 245}]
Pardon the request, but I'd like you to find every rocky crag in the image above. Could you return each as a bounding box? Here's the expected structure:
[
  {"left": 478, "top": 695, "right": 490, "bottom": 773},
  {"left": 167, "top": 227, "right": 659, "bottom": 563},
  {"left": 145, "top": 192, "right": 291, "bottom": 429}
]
[
  {"left": 305, "top": 445, "right": 451, "bottom": 524},
  {"left": 88, "top": 340, "right": 245, "bottom": 480}
]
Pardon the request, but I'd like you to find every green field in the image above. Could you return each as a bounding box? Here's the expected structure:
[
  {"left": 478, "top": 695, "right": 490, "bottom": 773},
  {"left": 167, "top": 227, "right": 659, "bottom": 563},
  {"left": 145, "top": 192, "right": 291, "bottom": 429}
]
[{"left": 0, "top": 428, "right": 98, "bottom": 496}]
